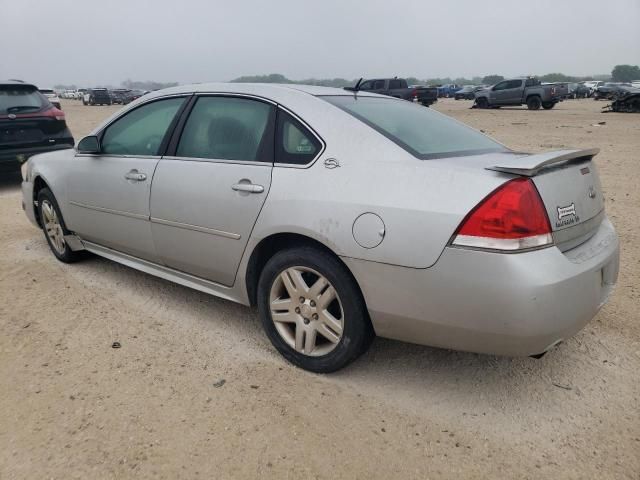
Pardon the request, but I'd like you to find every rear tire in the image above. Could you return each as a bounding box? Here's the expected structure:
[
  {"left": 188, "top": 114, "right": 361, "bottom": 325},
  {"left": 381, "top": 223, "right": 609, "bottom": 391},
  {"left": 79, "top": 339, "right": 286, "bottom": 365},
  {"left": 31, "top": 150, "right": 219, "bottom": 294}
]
[
  {"left": 257, "top": 246, "right": 373, "bottom": 373},
  {"left": 37, "top": 188, "right": 83, "bottom": 263},
  {"left": 527, "top": 96, "right": 542, "bottom": 110},
  {"left": 542, "top": 102, "right": 555, "bottom": 110}
]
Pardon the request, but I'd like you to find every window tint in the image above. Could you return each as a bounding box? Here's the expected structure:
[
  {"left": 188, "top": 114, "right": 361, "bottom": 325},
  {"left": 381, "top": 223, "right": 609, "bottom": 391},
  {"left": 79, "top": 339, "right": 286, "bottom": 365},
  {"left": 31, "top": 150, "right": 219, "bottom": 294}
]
[
  {"left": 373, "top": 80, "right": 386, "bottom": 90},
  {"left": 176, "top": 96, "right": 273, "bottom": 162},
  {"left": 389, "top": 79, "right": 402, "bottom": 89},
  {"left": 0, "top": 85, "right": 47, "bottom": 114},
  {"left": 101, "top": 97, "right": 184, "bottom": 156},
  {"left": 492, "top": 81, "right": 508, "bottom": 91},
  {"left": 276, "top": 110, "right": 321, "bottom": 165},
  {"left": 322, "top": 96, "right": 506, "bottom": 159},
  {"left": 359, "top": 81, "right": 373, "bottom": 91},
  {"left": 506, "top": 80, "right": 523, "bottom": 89}
]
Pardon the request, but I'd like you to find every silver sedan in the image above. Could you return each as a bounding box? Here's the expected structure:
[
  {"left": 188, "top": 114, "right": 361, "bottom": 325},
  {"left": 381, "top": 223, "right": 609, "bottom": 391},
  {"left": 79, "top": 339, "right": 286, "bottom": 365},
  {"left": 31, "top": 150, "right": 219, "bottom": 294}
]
[{"left": 20, "top": 83, "right": 619, "bottom": 372}]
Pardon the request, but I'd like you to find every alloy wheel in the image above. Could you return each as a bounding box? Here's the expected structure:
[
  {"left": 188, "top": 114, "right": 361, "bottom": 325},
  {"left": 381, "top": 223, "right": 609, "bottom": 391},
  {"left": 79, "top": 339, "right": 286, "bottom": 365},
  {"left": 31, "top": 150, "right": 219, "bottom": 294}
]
[
  {"left": 41, "top": 200, "right": 66, "bottom": 254},
  {"left": 269, "top": 266, "right": 344, "bottom": 356}
]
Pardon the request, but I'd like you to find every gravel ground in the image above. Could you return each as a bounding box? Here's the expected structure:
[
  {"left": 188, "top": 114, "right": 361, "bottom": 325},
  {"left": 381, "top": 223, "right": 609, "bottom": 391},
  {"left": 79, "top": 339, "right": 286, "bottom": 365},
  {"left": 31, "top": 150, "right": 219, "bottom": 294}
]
[{"left": 1, "top": 98, "right": 638, "bottom": 479}]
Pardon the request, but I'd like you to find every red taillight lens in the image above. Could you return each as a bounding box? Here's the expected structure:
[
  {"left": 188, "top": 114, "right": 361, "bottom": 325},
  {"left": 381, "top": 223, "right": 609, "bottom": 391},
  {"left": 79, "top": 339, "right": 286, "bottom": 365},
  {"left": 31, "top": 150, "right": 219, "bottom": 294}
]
[
  {"left": 44, "top": 106, "right": 65, "bottom": 121},
  {"left": 452, "top": 178, "right": 552, "bottom": 251}
]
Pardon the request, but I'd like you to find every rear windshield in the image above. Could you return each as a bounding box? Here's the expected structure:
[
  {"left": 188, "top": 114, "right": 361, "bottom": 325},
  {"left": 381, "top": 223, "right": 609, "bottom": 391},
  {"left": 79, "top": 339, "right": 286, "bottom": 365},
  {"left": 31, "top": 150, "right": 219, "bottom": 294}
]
[
  {"left": 322, "top": 96, "right": 507, "bottom": 159},
  {"left": 0, "top": 85, "right": 47, "bottom": 115}
]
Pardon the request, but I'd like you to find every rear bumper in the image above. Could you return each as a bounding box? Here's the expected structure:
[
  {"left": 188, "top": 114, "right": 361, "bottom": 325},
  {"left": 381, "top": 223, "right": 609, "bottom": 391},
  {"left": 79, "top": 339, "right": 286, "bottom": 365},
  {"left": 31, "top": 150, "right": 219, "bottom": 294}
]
[
  {"left": 344, "top": 217, "right": 619, "bottom": 356},
  {"left": 0, "top": 144, "right": 74, "bottom": 171}
]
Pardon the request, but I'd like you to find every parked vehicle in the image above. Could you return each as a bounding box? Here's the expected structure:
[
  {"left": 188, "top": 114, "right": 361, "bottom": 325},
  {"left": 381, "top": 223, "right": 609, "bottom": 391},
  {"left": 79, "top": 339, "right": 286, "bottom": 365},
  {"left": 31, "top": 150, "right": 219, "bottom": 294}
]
[
  {"left": 593, "top": 83, "right": 632, "bottom": 100},
  {"left": 583, "top": 81, "right": 604, "bottom": 97},
  {"left": 346, "top": 78, "right": 438, "bottom": 106},
  {"left": 122, "top": 89, "right": 146, "bottom": 105},
  {"left": 474, "top": 77, "right": 564, "bottom": 110},
  {"left": 453, "top": 85, "right": 478, "bottom": 100},
  {"left": 38, "top": 88, "right": 62, "bottom": 109},
  {"left": 83, "top": 88, "right": 112, "bottom": 106},
  {"left": 110, "top": 89, "right": 131, "bottom": 105},
  {"left": 437, "top": 84, "right": 462, "bottom": 98},
  {"left": 1, "top": 80, "right": 74, "bottom": 174},
  {"left": 570, "top": 83, "right": 591, "bottom": 98},
  {"left": 20, "top": 83, "right": 619, "bottom": 372}
]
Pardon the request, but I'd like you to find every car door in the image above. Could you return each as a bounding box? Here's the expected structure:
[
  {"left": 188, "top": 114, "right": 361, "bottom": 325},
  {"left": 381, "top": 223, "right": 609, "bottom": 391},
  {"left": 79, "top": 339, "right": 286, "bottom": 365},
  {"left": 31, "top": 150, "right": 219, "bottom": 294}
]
[
  {"left": 489, "top": 81, "right": 508, "bottom": 104},
  {"left": 66, "top": 96, "right": 187, "bottom": 261},
  {"left": 149, "top": 95, "right": 276, "bottom": 286},
  {"left": 501, "top": 79, "right": 524, "bottom": 104}
]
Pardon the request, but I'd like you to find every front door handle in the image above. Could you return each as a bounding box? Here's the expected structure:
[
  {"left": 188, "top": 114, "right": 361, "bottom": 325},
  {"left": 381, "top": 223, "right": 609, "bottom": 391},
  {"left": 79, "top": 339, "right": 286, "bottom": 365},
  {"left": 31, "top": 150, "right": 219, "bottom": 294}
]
[
  {"left": 232, "top": 183, "right": 264, "bottom": 194},
  {"left": 125, "top": 170, "right": 147, "bottom": 182}
]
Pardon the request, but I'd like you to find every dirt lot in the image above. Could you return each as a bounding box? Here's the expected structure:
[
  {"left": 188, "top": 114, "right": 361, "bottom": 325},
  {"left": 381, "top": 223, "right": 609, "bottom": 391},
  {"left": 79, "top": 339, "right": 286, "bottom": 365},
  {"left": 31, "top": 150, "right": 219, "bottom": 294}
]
[{"left": 1, "top": 98, "right": 639, "bottom": 479}]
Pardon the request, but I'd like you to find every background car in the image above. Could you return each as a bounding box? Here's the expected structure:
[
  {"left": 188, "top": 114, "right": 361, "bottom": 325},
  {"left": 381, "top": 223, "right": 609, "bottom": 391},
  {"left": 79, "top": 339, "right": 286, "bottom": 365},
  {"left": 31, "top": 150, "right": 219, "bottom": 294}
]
[
  {"left": 38, "top": 88, "right": 62, "bottom": 109},
  {"left": 83, "top": 88, "right": 112, "bottom": 105},
  {"left": 122, "top": 89, "right": 146, "bottom": 104},
  {"left": 1, "top": 80, "right": 74, "bottom": 173},
  {"left": 453, "top": 85, "right": 477, "bottom": 100},
  {"left": 110, "top": 88, "right": 131, "bottom": 105}
]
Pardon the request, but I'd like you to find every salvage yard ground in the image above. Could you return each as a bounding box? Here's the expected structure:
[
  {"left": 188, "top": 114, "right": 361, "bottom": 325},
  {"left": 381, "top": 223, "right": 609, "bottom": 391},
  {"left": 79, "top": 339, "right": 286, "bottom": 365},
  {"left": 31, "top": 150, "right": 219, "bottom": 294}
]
[{"left": 0, "top": 98, "right": 638, "bottom": 479}]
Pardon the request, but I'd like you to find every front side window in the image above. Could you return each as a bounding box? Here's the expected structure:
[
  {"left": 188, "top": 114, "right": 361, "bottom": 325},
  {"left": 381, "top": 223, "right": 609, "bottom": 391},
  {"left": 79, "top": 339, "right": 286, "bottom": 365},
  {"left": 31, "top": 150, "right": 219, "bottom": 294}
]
[
  {"left": 276, "top": 110, "right": 321, "bottom": 165},
  {"left": 101, "top": 97, "right": 185, "bottom": 156},
  {"left": 506, "top": 80, "right": 523, "bottom": 89},
  {"left": 176, "top": 96, "right": 274, "bottom": 162},
  {"left": 493, "top": 81, "right": 508, "bottom": 91},
  {"left": 322, "top": 95, "right": 506, "bottom": 159},
  {"left": 359, "top": 81, "right": 373, "bottom": 91}
]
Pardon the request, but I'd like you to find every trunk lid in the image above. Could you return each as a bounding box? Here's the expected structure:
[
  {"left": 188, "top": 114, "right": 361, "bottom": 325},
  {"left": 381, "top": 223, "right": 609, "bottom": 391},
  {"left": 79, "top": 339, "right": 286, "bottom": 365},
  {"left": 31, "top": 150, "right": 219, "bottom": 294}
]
[{"left": 487, "top": 149, "right": 605, "bottom": 251}]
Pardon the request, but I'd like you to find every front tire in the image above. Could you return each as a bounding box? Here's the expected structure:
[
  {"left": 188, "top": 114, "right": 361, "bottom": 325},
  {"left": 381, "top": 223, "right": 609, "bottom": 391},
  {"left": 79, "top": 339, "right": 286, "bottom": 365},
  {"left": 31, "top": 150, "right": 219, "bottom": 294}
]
[
  {"left": 37, "top": 188, "right": 83, "bottom": 263},
  {"left": 257, "top": 247, "right": 373, "bottom": 373},
  {"left": 476, "top": 97, "right": 489, "bottom": 109}
]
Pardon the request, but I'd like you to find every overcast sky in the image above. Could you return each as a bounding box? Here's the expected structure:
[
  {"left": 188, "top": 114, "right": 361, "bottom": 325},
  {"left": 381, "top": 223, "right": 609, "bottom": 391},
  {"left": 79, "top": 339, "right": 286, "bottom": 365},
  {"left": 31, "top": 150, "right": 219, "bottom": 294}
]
[{"left": 2, "top": 0, "right": 639, "bottom": 87}]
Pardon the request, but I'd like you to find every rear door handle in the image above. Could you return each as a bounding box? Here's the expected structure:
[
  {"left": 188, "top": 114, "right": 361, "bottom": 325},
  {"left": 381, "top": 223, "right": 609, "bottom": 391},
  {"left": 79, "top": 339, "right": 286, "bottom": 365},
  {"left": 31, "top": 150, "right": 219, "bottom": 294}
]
[
  {"left": 125, "top": 170, "right": 147, "bottom": 182},
  {"left": 232, "top": 183, "right": 264, "bottom": 194}
]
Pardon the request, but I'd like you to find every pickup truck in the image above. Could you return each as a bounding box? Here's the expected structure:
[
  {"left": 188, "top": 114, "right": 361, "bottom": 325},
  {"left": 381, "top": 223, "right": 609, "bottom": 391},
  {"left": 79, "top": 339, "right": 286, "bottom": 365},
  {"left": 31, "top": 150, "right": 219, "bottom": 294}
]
[
  {"left": 345, "top": 78, "right": 438, "bottom": 106},
  {"left": 474, "top": 77, "right": 563, "bottom": 110}
]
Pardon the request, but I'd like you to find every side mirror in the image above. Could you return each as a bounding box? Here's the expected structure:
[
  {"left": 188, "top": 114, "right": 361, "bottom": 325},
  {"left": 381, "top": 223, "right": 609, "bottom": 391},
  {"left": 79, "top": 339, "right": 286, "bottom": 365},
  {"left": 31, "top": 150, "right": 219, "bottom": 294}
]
[{"left": 76, "top": 135, "right": 100, "bottom": 154}]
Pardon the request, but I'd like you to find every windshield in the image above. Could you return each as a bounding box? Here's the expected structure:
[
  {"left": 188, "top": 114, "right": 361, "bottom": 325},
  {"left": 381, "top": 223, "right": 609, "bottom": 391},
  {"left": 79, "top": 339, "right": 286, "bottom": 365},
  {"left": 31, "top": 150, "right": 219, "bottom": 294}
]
[
  {"left": 321, "top": 95, "right": 507, "bottom": 159},
  {"left": 0, "top": 86, "right": 47, "bottom": 114}
]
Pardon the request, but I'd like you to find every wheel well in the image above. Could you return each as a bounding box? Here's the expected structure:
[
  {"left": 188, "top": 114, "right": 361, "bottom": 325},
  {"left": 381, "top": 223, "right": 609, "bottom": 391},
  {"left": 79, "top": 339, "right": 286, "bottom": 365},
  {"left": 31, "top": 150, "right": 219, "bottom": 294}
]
[
  {"left": 32, "top": 176, "right": 49, "bottom": 227},
  {"left": 245, "top": 233, "right": 357, "bottom": 307},
  {"left": 526, "top": 94, "right": 541, "bottom": 102}
]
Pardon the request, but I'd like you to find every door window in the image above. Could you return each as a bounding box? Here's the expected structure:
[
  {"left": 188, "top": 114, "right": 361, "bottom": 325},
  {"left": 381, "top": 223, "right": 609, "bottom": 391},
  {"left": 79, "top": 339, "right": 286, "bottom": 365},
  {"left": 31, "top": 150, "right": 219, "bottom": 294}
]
[
  {"left": 506, "top": 80, "right": 523, "bottom": 89},
  {"left": 493, "top": 81, "right": 509, "bottom": 91},
  {"left": 373, "top": 80, "right": 386, "bottom": 90},
  {"left": 359, "top": 81, "right": 373, "bottom": 91},
  {"left": 101, "top": 97, "right": 184, "bottom": 156},
  {"left": 389, "top": 79, "right": 402, "bottom": 89},
  {"left": 176, "top": 96, "right": 274, "bottom": 162},
  {"left": 276, "top": 111, "right": 322, "bottom": 165}
]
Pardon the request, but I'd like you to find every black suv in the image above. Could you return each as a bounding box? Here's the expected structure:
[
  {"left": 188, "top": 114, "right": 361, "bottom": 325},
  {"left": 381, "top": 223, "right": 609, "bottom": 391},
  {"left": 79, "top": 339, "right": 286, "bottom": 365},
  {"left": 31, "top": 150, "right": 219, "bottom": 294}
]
[
  {"left": 83, "top": 88, "right": 112, "bottom": 106},
  {"left": 1, "top": 81, "right": 74, "bottom": 174}
]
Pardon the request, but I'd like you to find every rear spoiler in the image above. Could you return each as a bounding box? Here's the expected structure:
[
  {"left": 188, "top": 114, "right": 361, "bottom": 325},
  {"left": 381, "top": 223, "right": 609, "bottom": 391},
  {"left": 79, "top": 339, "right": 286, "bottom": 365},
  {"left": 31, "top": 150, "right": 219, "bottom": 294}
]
[{"left": 486, "top": 148, "right": 599, "bottom": 177}]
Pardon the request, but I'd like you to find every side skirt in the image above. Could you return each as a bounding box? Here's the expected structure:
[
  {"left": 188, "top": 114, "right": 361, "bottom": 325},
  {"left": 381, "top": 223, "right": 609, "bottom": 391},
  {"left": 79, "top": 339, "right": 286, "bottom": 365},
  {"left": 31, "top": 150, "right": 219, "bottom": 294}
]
[{"left": 80, "top": 240, "right": 248, "bottom": 305}]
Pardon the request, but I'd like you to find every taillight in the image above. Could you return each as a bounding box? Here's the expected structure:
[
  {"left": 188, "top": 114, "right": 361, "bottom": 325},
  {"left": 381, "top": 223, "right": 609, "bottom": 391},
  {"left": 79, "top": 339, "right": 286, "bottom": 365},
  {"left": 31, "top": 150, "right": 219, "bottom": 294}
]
[
  {"left": 412, "top": 89, "right": 418, "bottom": 98},
  {"left": 43, "top": 106, "right": 65, "bottom": 121},
  {"left": 452, "top": 178, "right": 552, "bottom": 251}
]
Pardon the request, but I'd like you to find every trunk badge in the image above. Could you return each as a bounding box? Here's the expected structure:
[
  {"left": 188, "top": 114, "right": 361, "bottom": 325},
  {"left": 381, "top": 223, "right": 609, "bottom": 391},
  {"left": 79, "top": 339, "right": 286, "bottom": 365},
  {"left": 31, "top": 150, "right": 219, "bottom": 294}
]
[{"left": 8, "top": 114, "right": 16, "bottom": 119}]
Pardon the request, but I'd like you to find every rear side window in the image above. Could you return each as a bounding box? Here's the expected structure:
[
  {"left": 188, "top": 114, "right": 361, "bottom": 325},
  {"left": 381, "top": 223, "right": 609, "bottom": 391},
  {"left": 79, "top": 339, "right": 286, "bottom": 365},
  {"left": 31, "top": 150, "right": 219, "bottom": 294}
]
[
  {"left": 0, "top": 85, "right": 47, "bottom": 114},
  {"left": 101, "top": 97, "right": 185, "bottom": 156},
  {"left": 276, "top": 110, "right": 321, "bottom": 165},
  {"left": 389, "top": 79, "right": 402, "bottom": 89},
  {"left": 176, "top": 96, "right": 274, "bottom": 162},
  {"left": 322, "top": 95, "right": 506, "bottom": 159}
]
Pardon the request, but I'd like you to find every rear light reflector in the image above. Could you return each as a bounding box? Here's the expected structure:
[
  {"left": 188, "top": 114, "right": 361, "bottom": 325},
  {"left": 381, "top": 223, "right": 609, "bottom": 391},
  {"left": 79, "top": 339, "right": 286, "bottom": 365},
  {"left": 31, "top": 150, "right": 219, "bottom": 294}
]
[{"left": 452, "top": 178, "right": 553, "bottom": 251}]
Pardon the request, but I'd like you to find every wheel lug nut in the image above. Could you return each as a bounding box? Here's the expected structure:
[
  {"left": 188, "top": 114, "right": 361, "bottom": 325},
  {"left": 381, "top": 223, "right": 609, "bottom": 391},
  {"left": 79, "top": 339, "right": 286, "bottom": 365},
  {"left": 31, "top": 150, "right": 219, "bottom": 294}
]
[
  {"left": 303, "top": 318, "right": 310, "bottom": 324},
  {"left": 299, "top": 297, "right": 305, "bottom": 303},
  {"left": 312, "top": 313, "right": 318, "bottom": 320},
  {"left": 295, "top": 307, "right": 301, "bottom": 314},
  {"left": 310, "top": 300, "right": 316, "bottom": 307}
]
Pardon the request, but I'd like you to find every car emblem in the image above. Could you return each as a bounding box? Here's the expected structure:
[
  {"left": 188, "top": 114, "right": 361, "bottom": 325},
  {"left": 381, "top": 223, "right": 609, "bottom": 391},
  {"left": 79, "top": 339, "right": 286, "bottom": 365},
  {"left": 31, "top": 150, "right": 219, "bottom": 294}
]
[
  {"left": 588, "top": 186, "right": 596, "bottom": 199},
  {"left": 324, "top": 158, "right": 340, "bottom": 169},
  {"left": 557, "top": 203, "right": 576, "bottom": 220},
  {"left": 8, "top": 113, "right": 16, "bottom": 119}
]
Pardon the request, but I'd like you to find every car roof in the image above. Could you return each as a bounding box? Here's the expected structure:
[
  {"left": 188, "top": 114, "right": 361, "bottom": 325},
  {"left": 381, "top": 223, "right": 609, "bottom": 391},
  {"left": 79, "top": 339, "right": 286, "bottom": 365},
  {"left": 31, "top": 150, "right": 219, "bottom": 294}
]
[
  {"left": 0, "top": 80, "right": 37, "bottom": 88},
  {"left": 143, "top": 82, "right": 378, "bottom": 101}
]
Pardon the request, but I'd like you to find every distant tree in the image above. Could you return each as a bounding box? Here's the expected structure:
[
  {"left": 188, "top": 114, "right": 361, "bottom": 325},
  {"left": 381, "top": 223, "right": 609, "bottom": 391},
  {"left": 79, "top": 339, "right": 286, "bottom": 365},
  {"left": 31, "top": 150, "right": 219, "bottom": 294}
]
[
  {"left": 53, "top": 84, "right": 77, "bottom": 90},
  {"left": 231, "top": 73, "right": 292, "bottom": 83},
  {"left": 121, "top": 79, "right": 178, "bottom": 90},
  {"left": 482, "top": 75, "right": 504, "bottom": 85},
  {"left": 538, "top": 72, "right": 579, "bottom": 83},
  {"left": 611, "top": 64, "right": 640, "bottom": 82}
]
